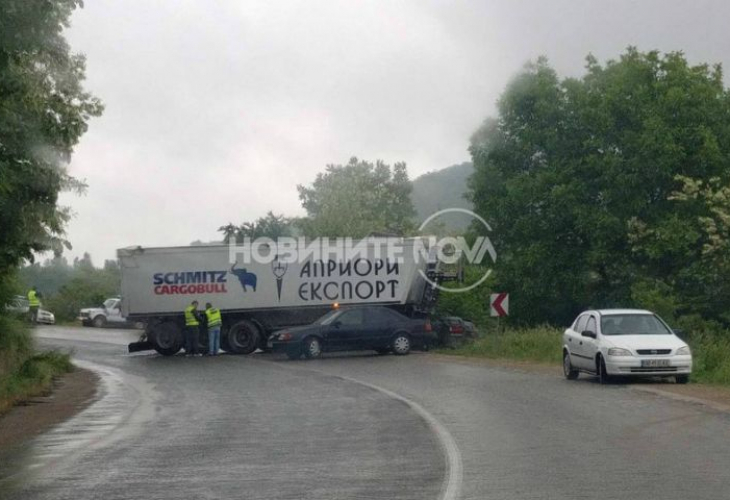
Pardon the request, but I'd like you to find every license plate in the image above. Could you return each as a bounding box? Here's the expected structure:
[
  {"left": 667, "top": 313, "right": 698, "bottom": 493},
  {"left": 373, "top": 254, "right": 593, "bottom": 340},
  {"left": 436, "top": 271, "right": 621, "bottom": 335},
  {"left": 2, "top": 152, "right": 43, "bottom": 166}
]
[{"left": 641, "top": 359, "right": 670, "bottom": 367}]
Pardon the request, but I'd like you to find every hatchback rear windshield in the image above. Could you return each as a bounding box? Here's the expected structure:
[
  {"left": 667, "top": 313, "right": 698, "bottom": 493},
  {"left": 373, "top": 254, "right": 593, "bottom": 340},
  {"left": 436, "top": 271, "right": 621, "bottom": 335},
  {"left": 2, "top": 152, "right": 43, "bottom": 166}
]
[{"left": 600, "top": 314, "right": 672, "bottom": 336}]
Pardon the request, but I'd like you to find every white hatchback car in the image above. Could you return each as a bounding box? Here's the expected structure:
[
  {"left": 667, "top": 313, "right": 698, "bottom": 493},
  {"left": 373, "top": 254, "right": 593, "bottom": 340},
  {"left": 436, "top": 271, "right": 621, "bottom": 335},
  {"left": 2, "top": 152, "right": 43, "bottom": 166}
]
[{"left": 563, "top": 309, "right": 692, "bottom": 384}]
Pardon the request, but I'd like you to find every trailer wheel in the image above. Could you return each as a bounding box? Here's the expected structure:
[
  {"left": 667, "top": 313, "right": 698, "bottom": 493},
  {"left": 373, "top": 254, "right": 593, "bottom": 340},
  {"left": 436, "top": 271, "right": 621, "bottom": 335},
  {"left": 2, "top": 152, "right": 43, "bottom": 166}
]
[
  {"left": 152, "top": 322, "right": 182, "bottom": 356},
  {"left": 226, "top": 320, "right": 260, "bottom": 354}
]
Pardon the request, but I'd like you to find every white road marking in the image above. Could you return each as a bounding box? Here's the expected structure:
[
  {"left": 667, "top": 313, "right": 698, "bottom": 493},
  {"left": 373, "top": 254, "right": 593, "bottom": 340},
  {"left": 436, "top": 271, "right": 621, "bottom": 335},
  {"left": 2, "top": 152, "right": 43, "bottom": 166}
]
[
  {"left": 335, "top": 374, "right": 464, "bottom": 500},
  {"left": 272, "top": 359, "right": 464, "bottom": 500}
]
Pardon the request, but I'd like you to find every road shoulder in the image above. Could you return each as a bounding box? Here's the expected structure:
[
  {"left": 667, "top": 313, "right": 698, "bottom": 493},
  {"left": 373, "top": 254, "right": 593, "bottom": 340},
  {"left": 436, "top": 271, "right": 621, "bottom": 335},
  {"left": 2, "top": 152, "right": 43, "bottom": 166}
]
[
  {"left": 0, "top": 367, "right": 99, "bottom": 450},
  {"left": 429, "top": 352, "right": 730, "bottom": 413}
]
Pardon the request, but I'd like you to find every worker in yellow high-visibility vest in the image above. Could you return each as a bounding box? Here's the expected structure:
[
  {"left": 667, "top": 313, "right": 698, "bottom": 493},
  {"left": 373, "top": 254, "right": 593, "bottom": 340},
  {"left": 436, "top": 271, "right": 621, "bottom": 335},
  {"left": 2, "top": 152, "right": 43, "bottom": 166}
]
[
  {"left": 183, "top": 300, "right": 201, "bottom": 356},
  {"left": 205, "top": 302, "right": 222, "bottom": 356},
  {"left": 27, "top": 286, "right": 41, "bottom": 324}
]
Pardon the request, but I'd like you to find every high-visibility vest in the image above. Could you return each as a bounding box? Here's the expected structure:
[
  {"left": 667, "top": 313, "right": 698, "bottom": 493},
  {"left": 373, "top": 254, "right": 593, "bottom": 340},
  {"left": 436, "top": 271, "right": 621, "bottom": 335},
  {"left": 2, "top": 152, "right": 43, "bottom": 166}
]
[
  {"left": 205, "top": 308, "right": 222, "bottom": 328},
  {"left": 28, "top": 290, "right": 40, "bottom": 307},
  {"left": 184, "top": 305, "right": 199, "bottom": 326}
]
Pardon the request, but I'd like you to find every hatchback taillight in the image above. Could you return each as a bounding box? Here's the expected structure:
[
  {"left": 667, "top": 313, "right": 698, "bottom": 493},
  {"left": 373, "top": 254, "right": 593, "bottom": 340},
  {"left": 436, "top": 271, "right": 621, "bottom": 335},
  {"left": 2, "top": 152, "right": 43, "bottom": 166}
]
[{"left": 450, "top": 324, "right": 464, "bottom": 334}]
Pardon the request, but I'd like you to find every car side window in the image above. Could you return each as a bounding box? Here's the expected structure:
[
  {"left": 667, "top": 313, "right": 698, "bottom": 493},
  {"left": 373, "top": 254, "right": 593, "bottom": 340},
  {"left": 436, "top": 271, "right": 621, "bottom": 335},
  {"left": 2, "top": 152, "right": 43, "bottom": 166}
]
[
  {"left": 575, "top": 314, "right": 588, "bottom": 332},
  {"left": 370, "top": 308, "right": 398, "bottom": 323},
  {"left": 586, "top": 316, "right": 597, "bottom": 334},
  {"left": 338, "top": 309, "right": 364, "bottom": 326}
]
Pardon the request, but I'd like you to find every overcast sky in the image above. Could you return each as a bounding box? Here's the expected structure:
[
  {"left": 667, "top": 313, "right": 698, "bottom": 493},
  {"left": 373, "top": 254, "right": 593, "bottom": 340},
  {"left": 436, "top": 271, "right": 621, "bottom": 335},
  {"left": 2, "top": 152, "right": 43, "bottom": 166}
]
[{"left": 59, "top": 0, "right": 730, "bottom": 263}]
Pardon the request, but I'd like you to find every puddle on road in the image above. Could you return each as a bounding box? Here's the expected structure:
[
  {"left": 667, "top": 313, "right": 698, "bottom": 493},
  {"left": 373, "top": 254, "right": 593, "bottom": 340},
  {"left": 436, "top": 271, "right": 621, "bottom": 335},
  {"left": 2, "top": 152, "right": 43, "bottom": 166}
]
[{"left": 0, "top": 360, "right": 156, "bottom": 488}]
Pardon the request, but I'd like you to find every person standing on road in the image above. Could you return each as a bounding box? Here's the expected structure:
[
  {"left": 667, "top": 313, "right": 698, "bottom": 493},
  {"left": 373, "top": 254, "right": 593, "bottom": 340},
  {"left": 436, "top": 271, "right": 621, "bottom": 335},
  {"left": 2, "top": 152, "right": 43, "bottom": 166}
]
[
  {"left": 205, "top": 302, "right": 222, "bottom": 356},
  {"left": 184, "top": 300, "right": 201, "bottom": 356},
  {"left": 27, "top": 286, "right": 41, "bottom": 324}
]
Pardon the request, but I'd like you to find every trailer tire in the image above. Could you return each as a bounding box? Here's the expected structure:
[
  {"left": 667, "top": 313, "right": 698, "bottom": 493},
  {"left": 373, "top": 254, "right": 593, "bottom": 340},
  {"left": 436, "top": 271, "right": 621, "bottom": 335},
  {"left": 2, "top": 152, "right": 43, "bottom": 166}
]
[
  {"left": 226, "top": 320, "right": 260, "bottom": 355},
  {"left": 152, "top": 321, "right": 183, "bottom": 356}
]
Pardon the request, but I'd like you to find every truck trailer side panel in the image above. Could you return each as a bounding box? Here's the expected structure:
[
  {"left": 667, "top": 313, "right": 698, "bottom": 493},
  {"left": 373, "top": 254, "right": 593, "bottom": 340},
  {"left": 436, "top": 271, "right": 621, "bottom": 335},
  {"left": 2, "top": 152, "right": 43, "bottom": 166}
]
[{"left": 118, "top": 240, "right": 428, "bottom": 318}]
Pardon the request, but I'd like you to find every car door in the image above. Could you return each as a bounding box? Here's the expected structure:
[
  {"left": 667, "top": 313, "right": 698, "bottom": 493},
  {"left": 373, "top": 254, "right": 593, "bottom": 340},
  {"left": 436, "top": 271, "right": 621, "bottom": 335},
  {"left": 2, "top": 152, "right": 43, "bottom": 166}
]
[
  {"left": 326, "top": 309, "right": 365, "bottom": 351},
  {"left": 568, "top": 314, "right": 591, "bottom": 369},
  {"left": 366, "top": 308, "right": 398, "bottom": 349},
  {"left": 578, "top": 315, "right": 600, "bottom": 372},
  {"left": 109, "top": 299, "right": 124, "bottom": 323}
]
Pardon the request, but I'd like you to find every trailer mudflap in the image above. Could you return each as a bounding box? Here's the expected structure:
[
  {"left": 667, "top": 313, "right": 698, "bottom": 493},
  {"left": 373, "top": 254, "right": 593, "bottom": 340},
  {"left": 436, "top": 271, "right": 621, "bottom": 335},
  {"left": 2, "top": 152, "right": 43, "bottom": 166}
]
[{"left": 128, "top": 341, "right": 153, "bottom": 353}]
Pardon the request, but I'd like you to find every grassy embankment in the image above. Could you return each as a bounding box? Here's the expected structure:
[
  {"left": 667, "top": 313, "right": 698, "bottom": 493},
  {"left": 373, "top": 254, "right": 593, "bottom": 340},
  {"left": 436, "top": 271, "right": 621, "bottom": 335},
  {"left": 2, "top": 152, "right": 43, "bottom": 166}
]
[
  {"left": 442, "top": 324, "right": 730, "bottom": 385},
  {"left": 0, "top": 315, "right": 73, "bottom": 414}
]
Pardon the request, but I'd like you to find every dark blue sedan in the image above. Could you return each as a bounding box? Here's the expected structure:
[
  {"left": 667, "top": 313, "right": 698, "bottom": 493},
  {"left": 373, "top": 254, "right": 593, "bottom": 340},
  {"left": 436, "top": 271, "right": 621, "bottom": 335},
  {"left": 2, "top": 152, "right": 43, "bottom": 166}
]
[{"left": 269, "top": 306, "right": 435, "bottom": 360}]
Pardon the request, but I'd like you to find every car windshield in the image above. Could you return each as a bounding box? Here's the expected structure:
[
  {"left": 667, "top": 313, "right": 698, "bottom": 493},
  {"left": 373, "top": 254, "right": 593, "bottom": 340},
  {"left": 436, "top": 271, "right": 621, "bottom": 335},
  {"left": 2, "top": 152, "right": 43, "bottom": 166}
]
[
  {"left": 601, "top": 314, "right": 672, "bottom": 336},
  {"left": 103, "top": 299, "right": 116, "bottom": 309},
  {"left": 315, "top": 309, "right": 343, "bottom": 325}
]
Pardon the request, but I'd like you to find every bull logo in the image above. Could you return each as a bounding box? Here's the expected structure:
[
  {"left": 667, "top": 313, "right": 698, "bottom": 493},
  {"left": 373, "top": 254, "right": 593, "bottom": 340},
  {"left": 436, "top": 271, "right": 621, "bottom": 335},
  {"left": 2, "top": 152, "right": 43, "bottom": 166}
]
[{"left": 230, "top": 263, "right": 257, "bottom": 292}]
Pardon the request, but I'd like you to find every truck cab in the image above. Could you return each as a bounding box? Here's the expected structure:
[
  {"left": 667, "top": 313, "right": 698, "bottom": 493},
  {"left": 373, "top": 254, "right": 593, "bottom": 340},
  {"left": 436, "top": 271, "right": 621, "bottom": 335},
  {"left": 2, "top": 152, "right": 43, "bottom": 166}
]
[{"left": 78, "top": 297, "right": 127, "bottom": 328}]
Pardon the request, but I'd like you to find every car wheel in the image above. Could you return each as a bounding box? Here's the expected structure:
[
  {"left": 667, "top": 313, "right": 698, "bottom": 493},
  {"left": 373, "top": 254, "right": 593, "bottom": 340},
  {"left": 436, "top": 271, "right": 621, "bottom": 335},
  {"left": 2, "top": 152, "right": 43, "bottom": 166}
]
[
  {"left": 563, "top": 351, "right": 579, "bottom": 380},
  {"left": 597, "top": 355, "right": 611, "bottom": 384},
  {"left": 676, "top": 374, "right": 690, "bottom": 384},
  {"left": 303, "top": 337, "right": 322, "bottom": 359},
  {"left": 392, "top": 333, "right": 411, "bottom": 356},
  {"left": 92, "top": 315, "right": 107, "bottom": 328}
]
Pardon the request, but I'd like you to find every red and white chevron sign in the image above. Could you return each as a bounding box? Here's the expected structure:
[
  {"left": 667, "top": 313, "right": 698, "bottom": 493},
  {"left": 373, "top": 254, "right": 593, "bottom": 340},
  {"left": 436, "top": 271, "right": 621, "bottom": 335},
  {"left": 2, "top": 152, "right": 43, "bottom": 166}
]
[{"left": 490, "top": 293, "right": 509, "bottom": 317}]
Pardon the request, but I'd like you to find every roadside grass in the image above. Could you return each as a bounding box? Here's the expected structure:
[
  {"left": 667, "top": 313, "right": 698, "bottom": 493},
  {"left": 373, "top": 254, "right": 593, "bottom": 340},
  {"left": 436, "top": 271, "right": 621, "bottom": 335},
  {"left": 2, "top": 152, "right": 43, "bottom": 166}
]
[
  {"left": 686, "top": 333, "right": 730, "bottom": 385},
  {"left": 0, "top": 315, "right": 73, "bottom": 415},
  {"left": 440, "top": 325, "right": 563, "bottom": 365},
  {"left": 440, "top": 323, "right": 730, "bottom": 386}
]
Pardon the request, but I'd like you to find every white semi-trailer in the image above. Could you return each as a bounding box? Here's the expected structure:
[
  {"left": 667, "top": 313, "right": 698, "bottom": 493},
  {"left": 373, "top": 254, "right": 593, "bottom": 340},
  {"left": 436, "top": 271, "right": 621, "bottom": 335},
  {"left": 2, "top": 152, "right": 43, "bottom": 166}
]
[{"left": 119, "top": 238, "right": 443, "bottom": 355}]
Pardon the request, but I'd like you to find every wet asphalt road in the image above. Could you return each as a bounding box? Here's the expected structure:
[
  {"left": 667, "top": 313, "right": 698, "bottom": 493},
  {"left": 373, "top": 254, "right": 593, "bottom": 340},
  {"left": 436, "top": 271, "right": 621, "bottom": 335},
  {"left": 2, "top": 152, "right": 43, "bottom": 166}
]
[{"left": 2, "top": 326, "right": 730, "bottom": 500}]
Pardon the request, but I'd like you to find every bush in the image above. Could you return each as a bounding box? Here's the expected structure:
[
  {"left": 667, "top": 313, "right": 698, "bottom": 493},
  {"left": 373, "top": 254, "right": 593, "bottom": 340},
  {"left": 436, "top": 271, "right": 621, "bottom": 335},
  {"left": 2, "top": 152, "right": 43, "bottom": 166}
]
[
  {"left": 0, "top": 315, "right": 33, "bottom": 378},
  {"left": 0, "top": 315, "right": 72, "bottom": 414},
  {"left": 442, "top": 325, "right": 563, "bottom": 364},
  {"left": 671, "top": 316, "right": 730, "bottom": 385},
  {"left": 434, "top": 265, "right": 495, "bottom": 326},
  {"left": 45, "top": 277, "right": 115, "bottom": 322}
]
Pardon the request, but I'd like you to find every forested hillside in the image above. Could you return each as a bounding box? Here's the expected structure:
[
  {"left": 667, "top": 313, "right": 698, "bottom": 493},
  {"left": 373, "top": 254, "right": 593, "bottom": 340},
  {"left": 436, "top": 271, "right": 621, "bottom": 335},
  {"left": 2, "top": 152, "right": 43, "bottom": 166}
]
[{"left": 410, "top": 162, "right": 473, "bottom": 230}]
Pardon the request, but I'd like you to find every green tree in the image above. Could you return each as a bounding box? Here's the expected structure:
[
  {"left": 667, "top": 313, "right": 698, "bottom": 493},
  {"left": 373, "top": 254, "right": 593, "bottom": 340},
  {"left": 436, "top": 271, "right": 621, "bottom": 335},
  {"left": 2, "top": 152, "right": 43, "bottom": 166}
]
[
  {"left": 254, "top": 211, "right": 293, "bottom": 239},
  {"left": 218, "top": 211, "right": 294, "bottom": 243},
  {"left": 630, "top": 175, "right": 730, "bottom": 322},
  {"left": 469, "top": 49, "right": 730, "bottom": 325},
  {"left": 18, "top": 253, "right": 122, "bottom": 322},
  {"left": 297, "top": 157, "right": 416, "bottom": 237},
  {"left": 0, "top": 0, "right": 102, "bottom": 306}
]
